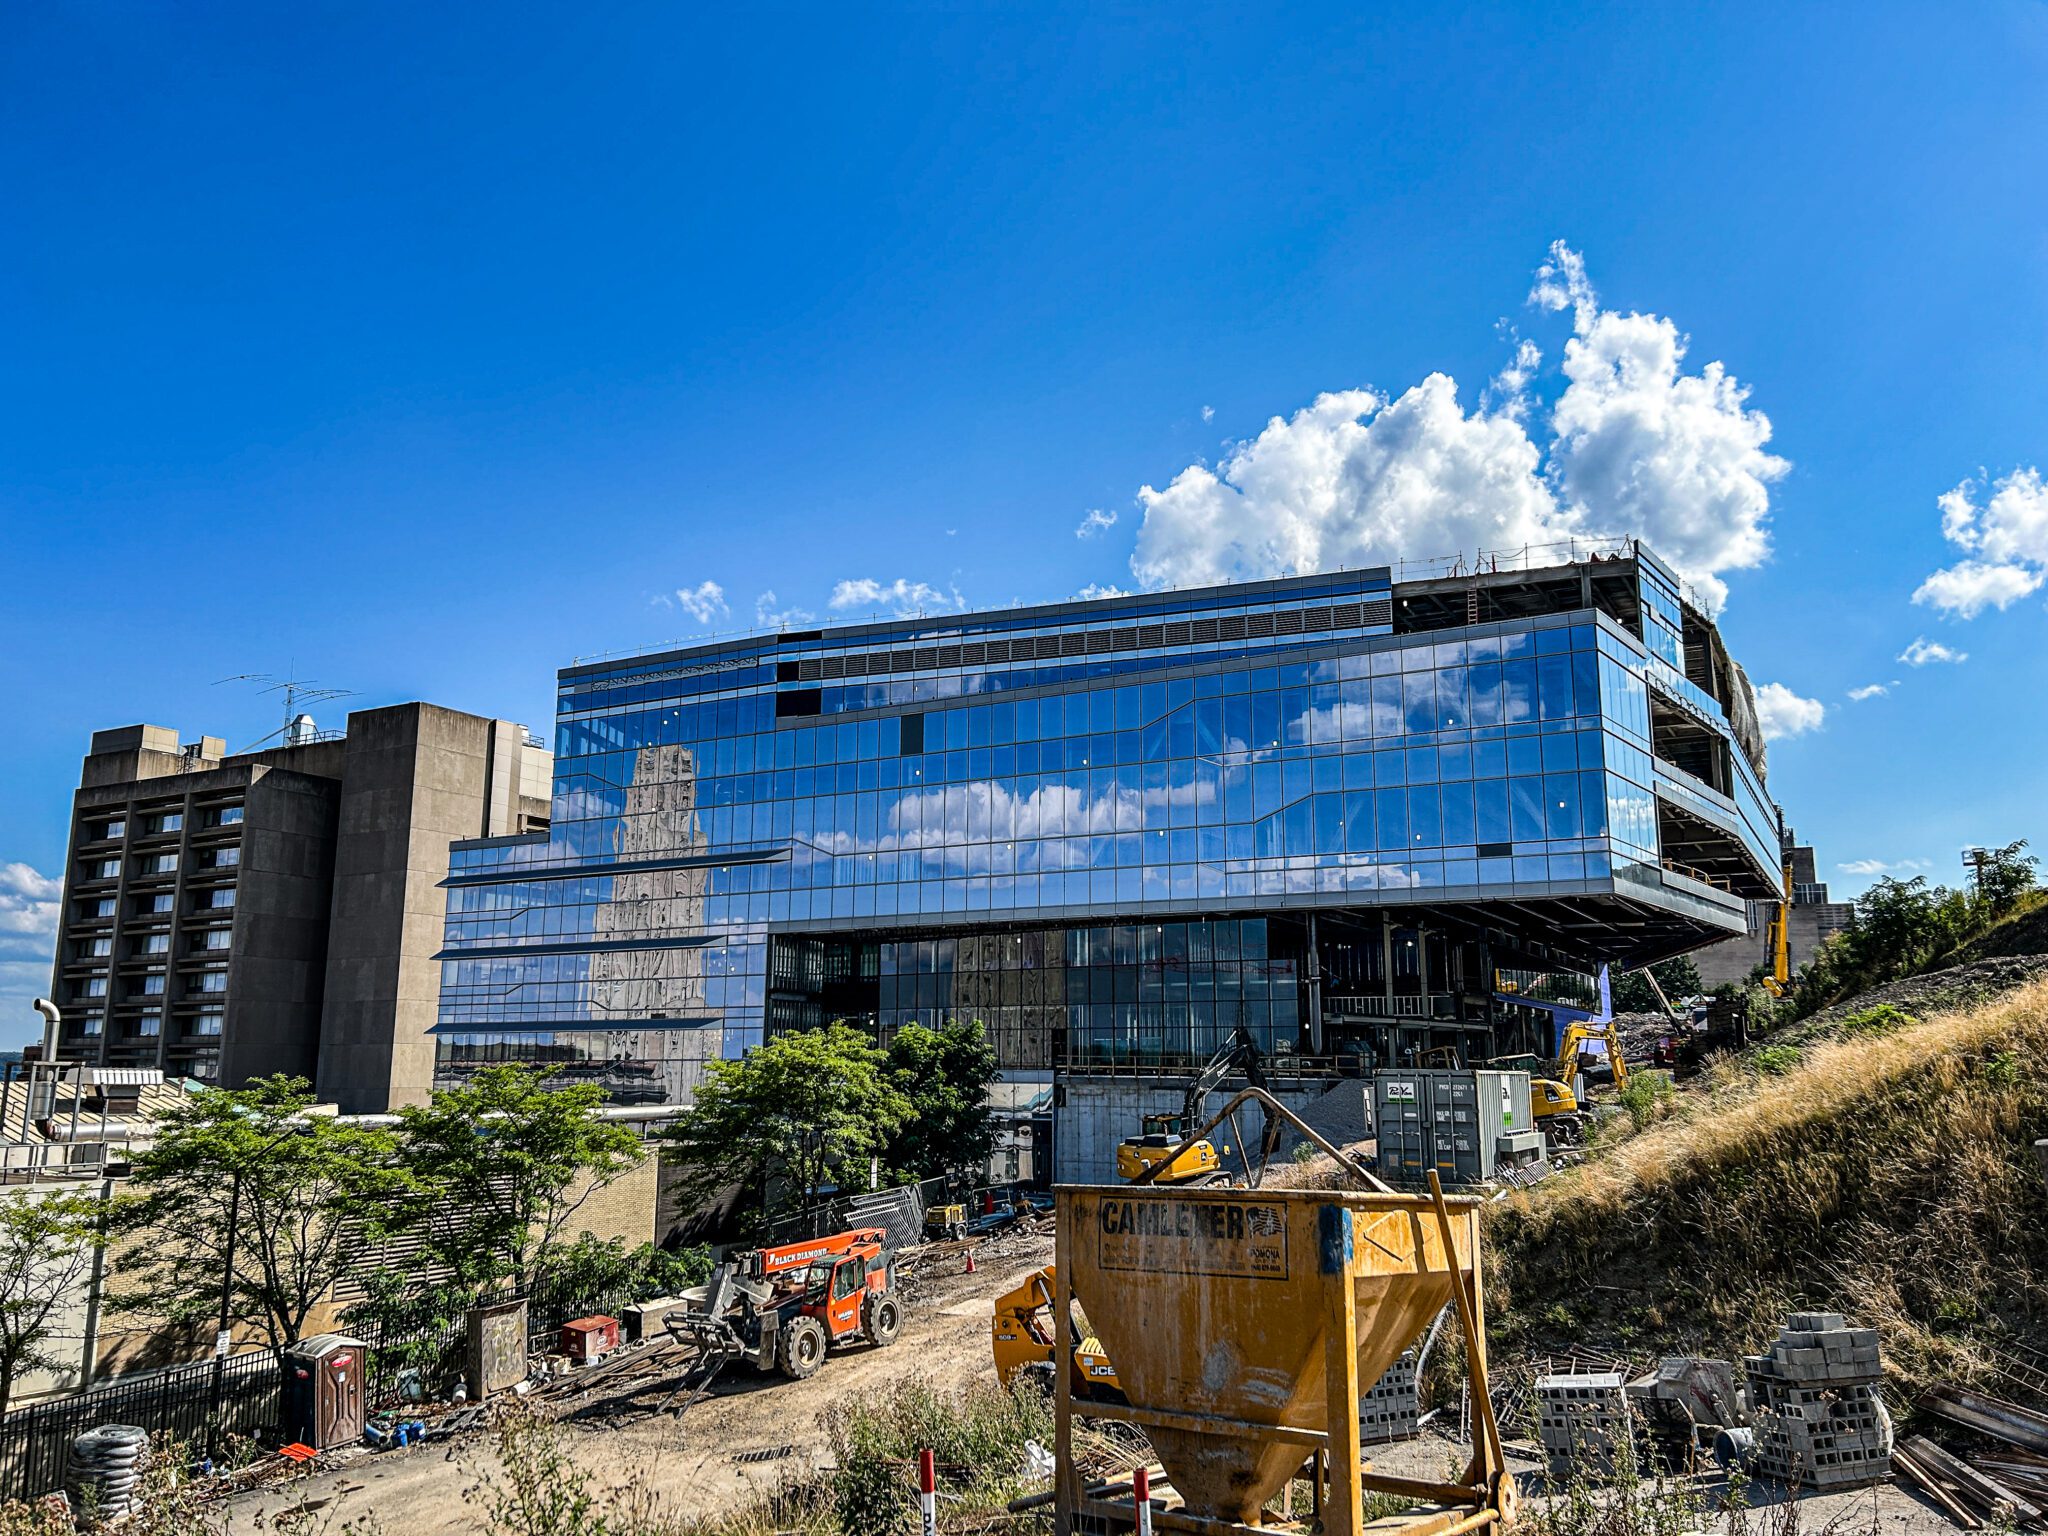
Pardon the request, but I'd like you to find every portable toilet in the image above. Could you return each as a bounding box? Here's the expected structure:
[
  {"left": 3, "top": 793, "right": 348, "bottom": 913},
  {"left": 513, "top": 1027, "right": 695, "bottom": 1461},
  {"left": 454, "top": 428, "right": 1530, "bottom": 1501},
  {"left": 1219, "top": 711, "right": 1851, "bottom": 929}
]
[{"left": 283, "top": 1334, "right": 368, "bottom": 1449}]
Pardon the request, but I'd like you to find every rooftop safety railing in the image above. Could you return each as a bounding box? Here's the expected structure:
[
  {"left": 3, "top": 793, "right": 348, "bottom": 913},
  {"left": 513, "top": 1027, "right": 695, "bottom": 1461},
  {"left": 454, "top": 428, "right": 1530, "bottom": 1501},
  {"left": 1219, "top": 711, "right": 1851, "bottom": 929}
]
[{"left": 569, "top": 533, "right": 1708, "bottom": 669}]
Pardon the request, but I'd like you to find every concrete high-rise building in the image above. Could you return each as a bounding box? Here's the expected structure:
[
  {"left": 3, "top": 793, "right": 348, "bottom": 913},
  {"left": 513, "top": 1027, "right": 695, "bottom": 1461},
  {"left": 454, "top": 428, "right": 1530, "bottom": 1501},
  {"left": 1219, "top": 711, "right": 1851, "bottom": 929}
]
[
  {"left": 45, "top": 703, "right": 549, "bottom": 1109},
  {"left": 434, "top": 540, "right": 1786, "bottom": 1176}
]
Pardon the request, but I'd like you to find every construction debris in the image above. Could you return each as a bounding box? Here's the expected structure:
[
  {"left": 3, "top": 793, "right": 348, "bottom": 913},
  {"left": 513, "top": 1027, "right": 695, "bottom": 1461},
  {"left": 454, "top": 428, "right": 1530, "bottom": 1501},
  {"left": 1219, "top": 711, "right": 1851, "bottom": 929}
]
[
  {"left": 1898, "top": 1434, "right": 2042, "bottom": 1528},
  {"left": 1744, "top": 1312, "right": 1892, "bottom": 1490},
  {"left": 1923, "top": 1386, "right": 2048, "bottom": 1456},
  {"left": 1626, "top": 1357, "right": 1743, "bottom": 1459}
]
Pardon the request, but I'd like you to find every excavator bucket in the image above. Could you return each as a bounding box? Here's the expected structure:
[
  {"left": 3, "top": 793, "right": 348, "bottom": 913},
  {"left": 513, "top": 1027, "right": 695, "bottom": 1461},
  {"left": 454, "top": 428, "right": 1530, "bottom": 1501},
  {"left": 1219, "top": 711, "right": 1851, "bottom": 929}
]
[{"left": 1054, "top": 1181, "right": 1504, "bottom": 1535}]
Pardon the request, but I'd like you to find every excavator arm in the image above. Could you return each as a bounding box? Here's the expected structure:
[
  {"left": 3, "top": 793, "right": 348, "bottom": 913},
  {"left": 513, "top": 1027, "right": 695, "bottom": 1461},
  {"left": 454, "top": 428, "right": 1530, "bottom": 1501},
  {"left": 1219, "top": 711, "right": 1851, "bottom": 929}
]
[{"left": 991, "top": 1266, "right": 1120, "bottom": 1398}]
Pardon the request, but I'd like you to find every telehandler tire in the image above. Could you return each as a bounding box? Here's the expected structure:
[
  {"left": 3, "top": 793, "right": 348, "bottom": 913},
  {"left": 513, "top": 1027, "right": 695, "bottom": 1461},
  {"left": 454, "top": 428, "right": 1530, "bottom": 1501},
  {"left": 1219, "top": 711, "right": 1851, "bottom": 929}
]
[
  {"left": 863, "top": 1293, "right": 903, "bottom": 1348},
  {"left": 778, "top": 1316, "right": 828, "bottom": 1378}
]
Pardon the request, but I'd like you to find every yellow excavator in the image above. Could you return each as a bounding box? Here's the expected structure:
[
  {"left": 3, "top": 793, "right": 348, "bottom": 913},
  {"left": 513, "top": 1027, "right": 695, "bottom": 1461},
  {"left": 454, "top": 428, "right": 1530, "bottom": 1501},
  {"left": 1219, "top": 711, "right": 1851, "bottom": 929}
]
[
  {"left": 990, "top": 1265, "right": 1122, "bottom": 1401},
  {"left": 1112, "top": 1025, "right": 1265, "bottom": 1185},
  {"left": 1529, "top": 1020, "right": 1631, "bottom": 1145}
]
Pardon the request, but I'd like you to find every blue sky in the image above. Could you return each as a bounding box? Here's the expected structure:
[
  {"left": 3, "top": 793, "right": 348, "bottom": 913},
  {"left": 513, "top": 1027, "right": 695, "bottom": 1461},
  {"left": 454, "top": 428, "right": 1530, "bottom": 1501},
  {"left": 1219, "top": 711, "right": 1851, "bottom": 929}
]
[{"left": 4, "top": 3, "right": 2047, "bottom": 1043}]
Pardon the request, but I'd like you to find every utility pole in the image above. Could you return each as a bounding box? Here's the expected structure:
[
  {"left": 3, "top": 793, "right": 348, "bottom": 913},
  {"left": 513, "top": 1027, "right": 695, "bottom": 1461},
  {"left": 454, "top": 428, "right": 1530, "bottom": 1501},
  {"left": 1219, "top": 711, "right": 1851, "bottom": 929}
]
[
  {"left": 205, "top": 1122, "right": 307, "bottom": 1461},
  {"left": 1962, "top": 846, "right": 1993, "bottom": 894}
]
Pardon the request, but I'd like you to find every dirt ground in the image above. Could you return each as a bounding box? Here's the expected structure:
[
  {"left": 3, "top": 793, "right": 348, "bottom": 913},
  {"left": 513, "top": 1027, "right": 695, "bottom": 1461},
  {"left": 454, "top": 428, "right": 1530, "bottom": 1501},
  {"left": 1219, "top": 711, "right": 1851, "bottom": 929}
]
[
  {"left": 225, "top": 1229, "right": 1058, "bottom": 1533},
  {"left": 224, "top": 1223, "right": 1969, "bottom": 1536}
]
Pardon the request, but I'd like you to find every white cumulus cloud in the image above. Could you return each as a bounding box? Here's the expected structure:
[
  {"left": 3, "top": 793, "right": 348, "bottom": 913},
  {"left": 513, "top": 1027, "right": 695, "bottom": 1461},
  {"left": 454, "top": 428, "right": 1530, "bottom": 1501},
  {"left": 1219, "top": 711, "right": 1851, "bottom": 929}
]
[
  {"left": 754, "top": 591, "right": 813, "bottom": 629},
  {"left": 1753, "top": 683, "right": 1825, "bottom": 741},
  {"left": 1075, "top": 509, "right": 1118, "bottom": 539},
  {"left": 1132, "top": 376, "right": 1568, "bottom": 591},
  {"left": 1839, "top": 858, "right": 1931, "bottom": 877},
  {"left": 1201, "top": 406, "right": 1216, "bottom": 423},
  {"left": 1075, "top": 583, "right": 1131, "bottom": 601},
  {"left": 829, "top": 578, "right": 964, "bottom": 617},
  {"left": 1914, "top": 468, "right": 2048, "bottom": 618},
  {"left": 1127, "top": 243, "right": 1787, "bottom": 611},
  {"left": 1899, "top": 636, "right": 1967, "bottom": 666},
  {"left": 1547, "top": 283, "right": 1786, "bottom": 611},
  {"left": 670, "top": 580, "right": 728, "bottom": 625},
  {"left": 1846, "top": 683, "right": 1887, "bottom": 701},
  {"left": 0, "top": 863, "right": 61, "bottom": 1035}
]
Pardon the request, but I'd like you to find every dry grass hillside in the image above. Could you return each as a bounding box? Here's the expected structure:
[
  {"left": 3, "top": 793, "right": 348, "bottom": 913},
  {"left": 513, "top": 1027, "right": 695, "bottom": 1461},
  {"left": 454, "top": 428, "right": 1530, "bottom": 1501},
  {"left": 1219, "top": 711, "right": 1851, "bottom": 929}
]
[{"left": 1485, "top": 976, "right": 2048, "bottom": 1393}]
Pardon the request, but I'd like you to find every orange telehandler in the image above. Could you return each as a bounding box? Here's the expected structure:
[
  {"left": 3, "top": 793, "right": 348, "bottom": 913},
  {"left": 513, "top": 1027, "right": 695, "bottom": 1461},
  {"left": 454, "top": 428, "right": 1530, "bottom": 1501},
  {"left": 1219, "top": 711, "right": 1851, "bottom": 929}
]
[{"left": 669, "top": 1226, "right": 903, "bottom": 1381}]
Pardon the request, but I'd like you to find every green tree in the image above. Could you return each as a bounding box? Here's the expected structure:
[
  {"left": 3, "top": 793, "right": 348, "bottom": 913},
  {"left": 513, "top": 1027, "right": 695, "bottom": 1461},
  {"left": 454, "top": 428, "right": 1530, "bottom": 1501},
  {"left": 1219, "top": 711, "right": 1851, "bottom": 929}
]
[
  {"left": 526, "top": 1234, "right": 712, "bottom": 1326},
  {"left": 884, "top": 1018, "right": 998, "bottom": 1182},
  {"left": 1970, "top": 838, "right": 2038, "bottom": 914},
  {"left": 664, "top": 1022, "right": 911, "bottom": 1214},
  {"left": 390, "top": 1064, "right": 643, "bottom": 1298},
  {"left": 1608, "top": 957, "right": 1703, "bottom": 1016},
  {"left": 113, "top": 1076, "right": 400, "bottom": 1361},
  {"left": 0, "top": 1188, "right": 110, "bottom": 1416}
]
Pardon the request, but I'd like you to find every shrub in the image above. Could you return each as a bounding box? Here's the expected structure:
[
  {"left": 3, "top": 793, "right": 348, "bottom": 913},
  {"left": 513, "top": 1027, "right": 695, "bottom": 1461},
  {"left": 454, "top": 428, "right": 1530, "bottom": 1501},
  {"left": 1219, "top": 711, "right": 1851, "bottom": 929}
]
[
  {"left": 1616, "top": 1071, "right": 1674, "bottom": 1131},
  {"left": 828, "top": 1377, "right": 1051, "bottom": 1536},
  {"left": 1754, "top": 1045, "right": 1801, "bottom": 1076},
  {"left": 1838, "top": 1003, "right": 1916, "bottom": 1037}
]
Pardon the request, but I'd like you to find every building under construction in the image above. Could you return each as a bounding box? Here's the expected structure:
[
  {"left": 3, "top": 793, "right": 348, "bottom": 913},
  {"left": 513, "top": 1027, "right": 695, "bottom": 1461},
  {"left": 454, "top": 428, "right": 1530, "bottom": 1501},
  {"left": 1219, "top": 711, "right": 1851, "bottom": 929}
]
[{"left": 434, "top": 540, "right": 1783, "bottom": 1177}]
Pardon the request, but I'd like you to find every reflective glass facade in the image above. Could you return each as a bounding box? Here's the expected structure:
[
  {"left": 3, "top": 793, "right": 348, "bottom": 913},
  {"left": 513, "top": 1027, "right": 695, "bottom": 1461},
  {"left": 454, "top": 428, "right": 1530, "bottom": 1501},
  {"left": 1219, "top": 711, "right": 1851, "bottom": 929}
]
[{"left": 435, "top": 548, "right": 1780, "bottom": 1104}]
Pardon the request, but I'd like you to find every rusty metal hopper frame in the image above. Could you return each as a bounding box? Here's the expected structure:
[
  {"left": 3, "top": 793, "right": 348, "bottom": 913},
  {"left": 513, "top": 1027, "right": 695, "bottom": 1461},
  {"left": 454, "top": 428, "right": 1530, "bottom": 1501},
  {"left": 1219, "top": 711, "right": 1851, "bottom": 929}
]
[{"left": 1053, "top": 1087, "right": 1515, "bottom": 1536}]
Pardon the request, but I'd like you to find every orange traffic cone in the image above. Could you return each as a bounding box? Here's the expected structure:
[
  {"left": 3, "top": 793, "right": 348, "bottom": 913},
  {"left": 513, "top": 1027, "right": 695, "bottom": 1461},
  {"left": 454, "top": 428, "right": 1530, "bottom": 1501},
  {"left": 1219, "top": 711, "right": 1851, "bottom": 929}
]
[{"left": 965, "top": 1249, "right": 977, "bottom": 1275}]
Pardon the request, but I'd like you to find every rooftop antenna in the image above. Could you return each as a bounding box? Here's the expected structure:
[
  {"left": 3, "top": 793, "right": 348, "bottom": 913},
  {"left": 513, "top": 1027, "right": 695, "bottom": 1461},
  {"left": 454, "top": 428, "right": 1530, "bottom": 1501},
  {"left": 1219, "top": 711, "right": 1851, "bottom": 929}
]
[{"left": 214, "top": 670, "right": 356, "bottom": 753}]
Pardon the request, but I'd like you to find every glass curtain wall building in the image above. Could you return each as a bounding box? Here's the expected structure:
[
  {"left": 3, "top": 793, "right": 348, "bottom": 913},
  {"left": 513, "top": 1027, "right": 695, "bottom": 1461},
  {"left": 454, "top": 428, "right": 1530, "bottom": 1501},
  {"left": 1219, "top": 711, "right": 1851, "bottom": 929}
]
[{"left": 434, "top": 541, "right": 1780, "bottom": 1142}]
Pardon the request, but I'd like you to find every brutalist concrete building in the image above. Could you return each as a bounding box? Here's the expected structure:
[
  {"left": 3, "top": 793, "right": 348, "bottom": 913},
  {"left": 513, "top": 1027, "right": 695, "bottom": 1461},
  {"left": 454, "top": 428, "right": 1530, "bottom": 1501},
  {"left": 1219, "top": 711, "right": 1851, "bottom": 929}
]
[
  {"left": 45, "top": 703, "right": 550, "bottom": 1109},
  {"left": 1691, "top": 829, "right": 1854, "bottom": 989},
  {"left": 432, "top": 540, "right": 1784, "bottom": 1177}
]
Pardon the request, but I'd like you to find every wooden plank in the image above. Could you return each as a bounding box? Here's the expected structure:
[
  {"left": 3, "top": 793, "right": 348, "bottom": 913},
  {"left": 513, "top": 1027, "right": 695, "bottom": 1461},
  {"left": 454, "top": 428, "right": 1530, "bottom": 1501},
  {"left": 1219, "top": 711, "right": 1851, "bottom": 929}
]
[
  {"left": 1905, "top": 1435, "right": 2044, "bottom": 1525},
  {"left": 1893, "top": 1446, "right": 1982, "bottom": 1530},
  {"left": 1924, "top": 1390, "right": 2048, "bottom": 1457}
]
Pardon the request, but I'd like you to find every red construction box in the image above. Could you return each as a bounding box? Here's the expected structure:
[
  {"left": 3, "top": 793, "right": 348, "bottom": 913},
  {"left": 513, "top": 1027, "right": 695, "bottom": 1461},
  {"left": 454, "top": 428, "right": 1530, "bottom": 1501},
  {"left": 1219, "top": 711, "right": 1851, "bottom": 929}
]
[{"left": 559, "top": 1315, "right": 620, "bottom": 1363}]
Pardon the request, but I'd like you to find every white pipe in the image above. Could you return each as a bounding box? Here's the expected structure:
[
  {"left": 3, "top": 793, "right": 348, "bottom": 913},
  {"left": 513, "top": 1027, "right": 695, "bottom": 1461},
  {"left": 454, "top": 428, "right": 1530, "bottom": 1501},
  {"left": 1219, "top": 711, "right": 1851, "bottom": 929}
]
[{"left": 28, "top": 1001, "right": 61, "bottom": 1143}]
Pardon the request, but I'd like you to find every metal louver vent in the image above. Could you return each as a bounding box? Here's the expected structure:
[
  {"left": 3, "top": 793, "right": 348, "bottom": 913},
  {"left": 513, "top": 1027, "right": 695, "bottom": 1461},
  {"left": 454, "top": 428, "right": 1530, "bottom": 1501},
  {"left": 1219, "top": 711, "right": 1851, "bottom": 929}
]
[{"left": 776, "top": 595, "right": 1394, "bottom": 694}]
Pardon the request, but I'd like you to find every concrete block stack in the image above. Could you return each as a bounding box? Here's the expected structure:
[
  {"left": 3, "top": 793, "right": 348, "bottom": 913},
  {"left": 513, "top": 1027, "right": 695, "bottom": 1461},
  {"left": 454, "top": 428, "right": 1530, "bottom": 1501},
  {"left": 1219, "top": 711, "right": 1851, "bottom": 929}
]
[
  {"left": 1536, "top": 1371, "right": 1634, "bottom": 1471},
  {"left": 1744, "top": 1312, "right": 1892, "bottom": 1490},
  {"left": 1361, "top": 1349, "right": 1419, "bottom": 1445}
]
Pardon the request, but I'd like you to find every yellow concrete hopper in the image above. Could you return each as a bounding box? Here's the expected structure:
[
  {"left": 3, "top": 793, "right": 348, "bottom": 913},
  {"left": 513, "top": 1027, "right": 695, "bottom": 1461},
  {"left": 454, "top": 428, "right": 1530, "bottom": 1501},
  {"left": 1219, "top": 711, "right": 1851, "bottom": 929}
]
[{"left": 1050, "top": 1154, "right": 1510, "bottom": 1536}]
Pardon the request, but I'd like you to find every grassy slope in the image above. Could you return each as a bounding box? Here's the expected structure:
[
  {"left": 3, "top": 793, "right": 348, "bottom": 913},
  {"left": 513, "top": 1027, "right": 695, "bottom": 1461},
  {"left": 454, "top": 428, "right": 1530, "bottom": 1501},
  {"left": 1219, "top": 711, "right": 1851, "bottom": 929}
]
[
  {"left": 1955, "top": 890, "right": 2048, "bottom": 962},
  {"left": 1485, "top": 977, "right": 2048, "bottom": 1392}
]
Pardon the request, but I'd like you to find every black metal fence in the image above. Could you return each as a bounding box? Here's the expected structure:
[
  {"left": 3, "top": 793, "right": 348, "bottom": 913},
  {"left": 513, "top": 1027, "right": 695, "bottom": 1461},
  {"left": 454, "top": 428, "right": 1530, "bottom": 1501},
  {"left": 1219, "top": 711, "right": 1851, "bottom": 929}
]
[
  {"left": 0, "top": 1352, "right": 280, "bottom": 1506},
  {"left": 361, "top": 1318, "right": 469, "bottom": 1409},
  {"left": 0, "top": 1315, "right": 488, "bottom": 1508}
]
